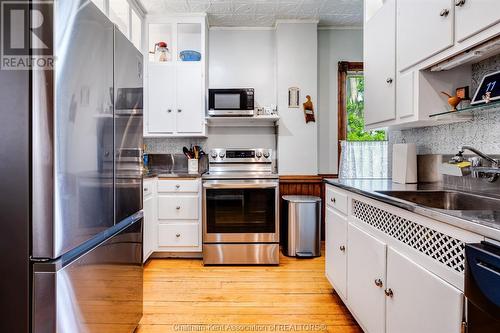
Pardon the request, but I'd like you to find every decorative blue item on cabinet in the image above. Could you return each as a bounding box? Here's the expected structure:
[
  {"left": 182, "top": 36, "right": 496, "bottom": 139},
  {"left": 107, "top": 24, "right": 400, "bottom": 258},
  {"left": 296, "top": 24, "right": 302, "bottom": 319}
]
[{"left": 179, "top": 50, "right": 201, "bottom": 61}]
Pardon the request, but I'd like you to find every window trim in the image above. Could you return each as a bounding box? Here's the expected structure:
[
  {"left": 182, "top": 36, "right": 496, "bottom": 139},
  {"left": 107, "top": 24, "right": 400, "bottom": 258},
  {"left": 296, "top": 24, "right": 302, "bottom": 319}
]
[{"left": 337, "top": 61, "right": 363, "bottom": 167}]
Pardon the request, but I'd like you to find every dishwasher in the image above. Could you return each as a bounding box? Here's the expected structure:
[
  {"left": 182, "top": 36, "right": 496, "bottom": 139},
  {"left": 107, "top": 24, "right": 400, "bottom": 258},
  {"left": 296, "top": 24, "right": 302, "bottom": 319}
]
[{"left": 465, "top": 241, "right": 500, "bottom": 333}]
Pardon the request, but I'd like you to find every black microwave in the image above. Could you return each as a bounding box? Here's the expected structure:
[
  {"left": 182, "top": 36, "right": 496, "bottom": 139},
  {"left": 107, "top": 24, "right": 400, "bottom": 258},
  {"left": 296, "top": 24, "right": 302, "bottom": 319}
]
[{"left": 208, "top": 88, "right": 254, "bottom": 116}]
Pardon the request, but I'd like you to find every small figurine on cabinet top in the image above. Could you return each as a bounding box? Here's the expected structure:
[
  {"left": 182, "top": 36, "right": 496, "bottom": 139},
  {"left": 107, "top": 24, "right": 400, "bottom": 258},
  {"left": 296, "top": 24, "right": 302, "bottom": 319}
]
[{"left": 303, "top": 95, "right": 315, "bottom": 123}]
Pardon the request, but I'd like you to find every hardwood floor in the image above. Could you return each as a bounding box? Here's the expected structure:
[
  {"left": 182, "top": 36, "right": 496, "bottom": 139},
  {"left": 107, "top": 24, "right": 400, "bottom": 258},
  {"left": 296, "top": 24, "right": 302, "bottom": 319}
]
[{"left": 138, "top": 249, "right": 362, "bottom": 333}]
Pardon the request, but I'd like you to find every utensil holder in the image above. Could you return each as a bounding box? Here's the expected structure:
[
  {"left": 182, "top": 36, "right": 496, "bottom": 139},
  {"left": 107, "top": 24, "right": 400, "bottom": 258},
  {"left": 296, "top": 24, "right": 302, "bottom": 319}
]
[{"left": 188, "top": 159, "right": 198, "bottom": 174}]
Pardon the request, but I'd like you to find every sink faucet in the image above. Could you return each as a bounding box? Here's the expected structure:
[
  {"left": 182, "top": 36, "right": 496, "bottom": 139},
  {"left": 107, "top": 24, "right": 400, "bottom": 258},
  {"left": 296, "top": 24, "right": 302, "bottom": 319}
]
[
  {"left": 453, "top": 146, "right": 500, "bottom": 182},
  {"left": 457, "top": 146, "right": 499, "bottom": 167}
]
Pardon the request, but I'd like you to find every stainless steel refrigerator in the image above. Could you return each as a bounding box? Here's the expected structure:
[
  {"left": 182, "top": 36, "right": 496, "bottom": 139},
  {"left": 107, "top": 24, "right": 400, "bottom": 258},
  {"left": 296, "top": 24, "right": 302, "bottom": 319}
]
[{"left": 0, "top": 1, "right": 144, "bottom": 332}]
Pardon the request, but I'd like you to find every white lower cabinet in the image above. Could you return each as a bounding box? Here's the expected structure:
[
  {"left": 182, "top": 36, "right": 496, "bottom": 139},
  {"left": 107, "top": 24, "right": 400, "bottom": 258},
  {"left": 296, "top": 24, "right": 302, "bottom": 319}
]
[
  {"left": 325, "top": 207, "right": 348, "bottom": 300},
  {"left": 347, "top": 224, "right": 387, "bottom": 333},
  {"left": 158, "top": 223, "right": 200, "bottom": 247},
  {"left": 143, "top": 178, "right": 202, "bottom": 260},
  {"left": 324, "top": 185, "right": 467, "bottom": 333},
  {"left": 385, "top": 247, "right": 463, "bottom": 333},
  {"left": 143, "top": 179, "right": 157, "bottom": 262}
]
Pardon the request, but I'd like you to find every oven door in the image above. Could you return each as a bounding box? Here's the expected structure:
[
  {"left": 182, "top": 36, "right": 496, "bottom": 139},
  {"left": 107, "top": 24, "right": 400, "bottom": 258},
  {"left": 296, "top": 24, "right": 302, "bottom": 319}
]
[{"left": 203, "top": 179, "right": 279, "bottom": 243}]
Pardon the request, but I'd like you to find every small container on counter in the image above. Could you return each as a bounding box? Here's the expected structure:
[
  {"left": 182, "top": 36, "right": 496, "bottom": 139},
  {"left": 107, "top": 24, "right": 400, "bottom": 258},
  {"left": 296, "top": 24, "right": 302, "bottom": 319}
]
[{"left": 188, "top": 158, "right": 199, "bottom": 174}]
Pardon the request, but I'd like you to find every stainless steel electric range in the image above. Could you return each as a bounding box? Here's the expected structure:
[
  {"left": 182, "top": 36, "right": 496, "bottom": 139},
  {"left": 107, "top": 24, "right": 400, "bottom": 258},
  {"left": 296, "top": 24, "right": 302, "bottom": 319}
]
[{"left": 202, "top": 148, "right": 279, "bottom": 265}]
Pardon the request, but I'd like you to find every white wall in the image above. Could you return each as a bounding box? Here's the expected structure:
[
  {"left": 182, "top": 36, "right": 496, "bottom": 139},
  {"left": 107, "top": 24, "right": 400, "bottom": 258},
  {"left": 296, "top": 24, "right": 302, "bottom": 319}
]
[
  {"left": 318, "top": 29, "right": 363, "bottom": 174},
  {"left": 276, "top": 22, "right": 318, "bottom": 175},
  {"left": 209, "top": 29, "right": 276, "bottom": 107}
]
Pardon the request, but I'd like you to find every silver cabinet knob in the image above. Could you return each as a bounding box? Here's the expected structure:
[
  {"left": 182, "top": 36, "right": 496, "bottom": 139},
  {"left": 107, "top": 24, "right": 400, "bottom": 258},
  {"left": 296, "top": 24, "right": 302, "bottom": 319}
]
[
  {"left": 374, "top": 279, "right": 383, "bottom": 287},
  {"left": 384, "top": 288, "right": 394, "bottom": 297},
  {"left": 167, "top": 109, "right": 172, "bottom": 113},
  {"left": 386, "top": 78, "right": 393, "bottom": 84},
  {"left": 175, "top": 184, "right": 180, "bottom": 189},
  {"left": 440, "top": 8, "right": 450, "bottom": 17},
  {"left": 176, "top": 233, "right": 180, "bottom": 238},
  {"left": 144, "top": 188, "right": 148, "bottom": 192},
  {"left": 176, "top": 206, "right": 181, "bottom": 210},
  {"left": 455, "top": 0, "right": 466, "bottom": 7},
  {"left": 339, "top": 245, "right": 346, "bottom": 252},
  {"left": 331, "top": 197, "right": 336, "bottom": 203},
  {"left": 177, "top": 109, "right": 182, "bottom": 113}
]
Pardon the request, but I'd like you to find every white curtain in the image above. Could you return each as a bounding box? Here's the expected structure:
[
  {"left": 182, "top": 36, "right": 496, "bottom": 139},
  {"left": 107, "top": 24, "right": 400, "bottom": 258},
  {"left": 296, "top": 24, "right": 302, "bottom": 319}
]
[{"left": 339, "top": 141, "right": 389, "bottom": 179}]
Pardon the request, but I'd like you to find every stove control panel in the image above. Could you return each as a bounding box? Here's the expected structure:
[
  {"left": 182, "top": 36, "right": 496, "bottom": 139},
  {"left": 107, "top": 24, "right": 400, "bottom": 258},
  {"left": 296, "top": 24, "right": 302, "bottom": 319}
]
[{"left": 209, "top": 148, "right": 273, "bottom": 163}]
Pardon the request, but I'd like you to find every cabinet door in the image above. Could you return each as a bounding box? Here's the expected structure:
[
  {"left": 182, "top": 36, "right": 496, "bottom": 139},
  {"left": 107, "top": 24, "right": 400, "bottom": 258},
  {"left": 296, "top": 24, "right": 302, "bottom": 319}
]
[
  {"left": 397, "top": 0, "right": 454, "bottom": 70},
  {"left": 143, "top": 193, "right": 155, "bottom": 262},
  {"left": 386, "top": 247, "right": 463, "bottom": 333},
  {"left": 347, "top": 224, "right": 387, "bottom": 333},
  {"left": 148, "top": 64, "right": 176, "bottom": 133},
  {"left": 396, "top": 71, "right": 414, "bottom": 119},
  {"left": 455, "top": 0, "right": 500, "bottom": 42},
  {"left": 364, "top": 0, "right": 396, "bottom": 126},
  {"left": 325, "top": 207, "right": 348, "bottom": 300},
  {"left": 176, "top": 64, "right": 203, "bottom": 134}
]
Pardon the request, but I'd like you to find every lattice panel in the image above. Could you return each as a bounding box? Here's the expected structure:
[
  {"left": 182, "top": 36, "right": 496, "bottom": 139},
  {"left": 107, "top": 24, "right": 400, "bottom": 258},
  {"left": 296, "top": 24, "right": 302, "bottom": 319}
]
[{"left": 352, "top": 199, "right": 465, "bottom": 273}]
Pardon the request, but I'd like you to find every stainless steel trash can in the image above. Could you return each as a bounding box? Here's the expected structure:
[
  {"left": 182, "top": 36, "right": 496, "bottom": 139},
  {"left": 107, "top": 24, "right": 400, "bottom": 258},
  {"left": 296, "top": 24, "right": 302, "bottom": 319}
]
[{"left": 281, "top": 195, "right": 321, "bottom": 257}]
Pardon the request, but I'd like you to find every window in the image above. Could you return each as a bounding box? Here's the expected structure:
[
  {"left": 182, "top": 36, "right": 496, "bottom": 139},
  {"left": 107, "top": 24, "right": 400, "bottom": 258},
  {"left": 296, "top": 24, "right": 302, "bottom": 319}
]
[{"left": 338, "top": 62, "right": 388, "bottom": 179}]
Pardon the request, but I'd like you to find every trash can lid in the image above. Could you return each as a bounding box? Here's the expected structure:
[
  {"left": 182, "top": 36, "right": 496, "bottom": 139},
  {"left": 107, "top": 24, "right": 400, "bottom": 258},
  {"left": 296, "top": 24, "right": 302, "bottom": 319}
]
[{"left": 282, "top": 195, "right": 321, "bottom": 203}]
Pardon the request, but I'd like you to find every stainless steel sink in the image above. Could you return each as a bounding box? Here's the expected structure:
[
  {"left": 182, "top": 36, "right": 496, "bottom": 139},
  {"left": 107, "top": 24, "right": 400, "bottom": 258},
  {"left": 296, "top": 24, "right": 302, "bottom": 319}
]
[{"left": 375, "top": 190, "right": 500, "bottom": 211}]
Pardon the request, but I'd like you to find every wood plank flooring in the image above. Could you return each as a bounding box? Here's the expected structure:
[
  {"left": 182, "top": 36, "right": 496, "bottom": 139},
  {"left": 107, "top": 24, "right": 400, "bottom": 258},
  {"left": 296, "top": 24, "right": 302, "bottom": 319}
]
[{"left": 138, "top": 249, "right": 362, "bottom": 333}]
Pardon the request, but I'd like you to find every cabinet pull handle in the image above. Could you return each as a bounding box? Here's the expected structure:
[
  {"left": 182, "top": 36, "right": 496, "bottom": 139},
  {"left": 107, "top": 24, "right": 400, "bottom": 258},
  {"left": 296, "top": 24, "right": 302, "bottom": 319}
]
[
  {"left": 339, "top": 245, "right": 346, "bottom": 252},
  {"left": 439, "top": 8, "right": 450, "bottom": 17},
  {"left": 374, "top": 279, "right": 383, "bottom": 287},
  {"left": 386, "top": 78, "right": 393, "bottom": 84},
  {"left": 176, "top": 206, "right": 181, "bottom": 210},
  {"left": 176, "top": 233, "right": 181, "bottom": 238},
  {"left": 384, "top": 288, "right": 394, "bottom": 297},
  {"left": 455, "top": 0, "right": 466, "bottom": 7}
]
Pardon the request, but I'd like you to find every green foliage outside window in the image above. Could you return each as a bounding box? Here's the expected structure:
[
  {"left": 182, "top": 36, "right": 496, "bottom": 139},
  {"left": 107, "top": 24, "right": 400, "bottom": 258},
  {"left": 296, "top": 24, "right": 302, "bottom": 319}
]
[{"left": 346, "top": 76, "right": 386, "bottom": 141}]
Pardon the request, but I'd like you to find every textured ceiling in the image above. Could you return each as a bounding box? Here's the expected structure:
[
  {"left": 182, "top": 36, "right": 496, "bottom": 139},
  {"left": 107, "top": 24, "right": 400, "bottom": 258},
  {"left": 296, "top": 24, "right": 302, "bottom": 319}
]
[{"left": 140, "top": 0, "right": 363, "bottom": 27}]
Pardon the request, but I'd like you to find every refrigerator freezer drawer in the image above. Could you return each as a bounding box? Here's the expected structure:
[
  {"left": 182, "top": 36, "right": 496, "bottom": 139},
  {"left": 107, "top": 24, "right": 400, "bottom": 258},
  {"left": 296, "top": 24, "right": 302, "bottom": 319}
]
[{"left": 32, "top": 218, "right": 143, "bottom": 333}]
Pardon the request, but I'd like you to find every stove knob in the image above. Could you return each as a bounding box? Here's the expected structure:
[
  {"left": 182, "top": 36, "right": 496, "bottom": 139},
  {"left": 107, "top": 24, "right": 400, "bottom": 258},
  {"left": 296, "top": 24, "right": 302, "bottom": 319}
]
[
  {"left": 263, "top": 151, "right": 270, "bottom": 158},
  {"left": 210, "top": 151, "right": 218, "bottom": 159},
  {"left": 219, "top": 152, "right": 225, "bottom": 158},
  {"left": 256, "top": 151, "right": 263, "bottom": 158}
]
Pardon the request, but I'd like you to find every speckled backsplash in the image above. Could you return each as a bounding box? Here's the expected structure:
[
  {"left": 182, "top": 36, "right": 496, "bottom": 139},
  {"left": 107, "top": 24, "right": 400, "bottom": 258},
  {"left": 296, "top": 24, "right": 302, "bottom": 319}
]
[
  {"left": 144, "top": 137, "right": 207, "bottom": 154},
  {"left": 389, "top": 54, "right": 500, "bottom": 155}
]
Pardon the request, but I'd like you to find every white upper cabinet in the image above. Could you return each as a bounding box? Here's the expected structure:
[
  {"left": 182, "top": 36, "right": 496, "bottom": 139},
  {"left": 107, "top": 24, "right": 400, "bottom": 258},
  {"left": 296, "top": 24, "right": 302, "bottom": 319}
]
[
  {"left": 145, "top": 16, "right": 207, "bottom": 137},
  {"left": 386, "top": 247, "right": 463, "bottom": 333},
  {"left": 148, "top": 64, "right": 176, "bottom": 133},
  {"left": 455, "top": 0, "right": 500, "bottom": 42},
  {"left": 364, "top": 0, "right": 397, "bottom": 126},
  {"left": 176, "top": 64, "right": 203, "bottom": 134},
  {"left": 397, "top": 0, "right": 455, "bottom": 71}
]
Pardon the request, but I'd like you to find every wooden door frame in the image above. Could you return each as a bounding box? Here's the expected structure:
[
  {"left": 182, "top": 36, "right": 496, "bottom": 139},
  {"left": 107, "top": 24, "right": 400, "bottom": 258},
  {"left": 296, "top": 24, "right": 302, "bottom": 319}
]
[{"left": 337, "top": 61, "right": 364, "bottom": 166}]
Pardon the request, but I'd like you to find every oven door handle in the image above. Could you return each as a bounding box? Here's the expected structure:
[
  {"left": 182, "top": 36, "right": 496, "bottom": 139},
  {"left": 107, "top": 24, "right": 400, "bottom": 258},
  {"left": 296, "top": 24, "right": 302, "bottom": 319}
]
[{"left": 203, "top": 182, "right": 278, "bottom": 189}]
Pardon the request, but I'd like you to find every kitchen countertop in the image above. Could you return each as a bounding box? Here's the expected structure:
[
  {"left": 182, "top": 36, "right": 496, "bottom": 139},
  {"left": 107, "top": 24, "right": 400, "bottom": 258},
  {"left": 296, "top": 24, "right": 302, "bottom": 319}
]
[
  {"left": 143, "top": 170, "right": 205, "bottom": 179},
  {"left": 324, "top": 178, "right": 500, "bottom": 241}
]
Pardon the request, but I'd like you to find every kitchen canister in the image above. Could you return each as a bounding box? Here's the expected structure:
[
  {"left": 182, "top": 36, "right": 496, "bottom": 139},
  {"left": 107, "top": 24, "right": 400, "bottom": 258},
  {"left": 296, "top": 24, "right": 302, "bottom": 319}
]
[
  {"left": 392, "top": 143, "right": 417, "bottom": 184},
  {"left": 188, "top": 159, "right": 199, "bottom": 174}
]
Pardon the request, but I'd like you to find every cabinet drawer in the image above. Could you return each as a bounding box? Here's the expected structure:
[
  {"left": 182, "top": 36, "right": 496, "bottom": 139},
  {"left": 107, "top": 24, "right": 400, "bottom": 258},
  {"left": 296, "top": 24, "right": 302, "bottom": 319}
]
[
  {"left": 157, "top": 179, "right": 199, "bottom": 193},
  {"left": 326, "top": 186, "right": 348, "bottom": 214},
  {"left": 158, "top": 195, "right": 199, "bottom": 220},
  {"left": 158, "top": 223, "right": 199, "bottom": 247}
]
